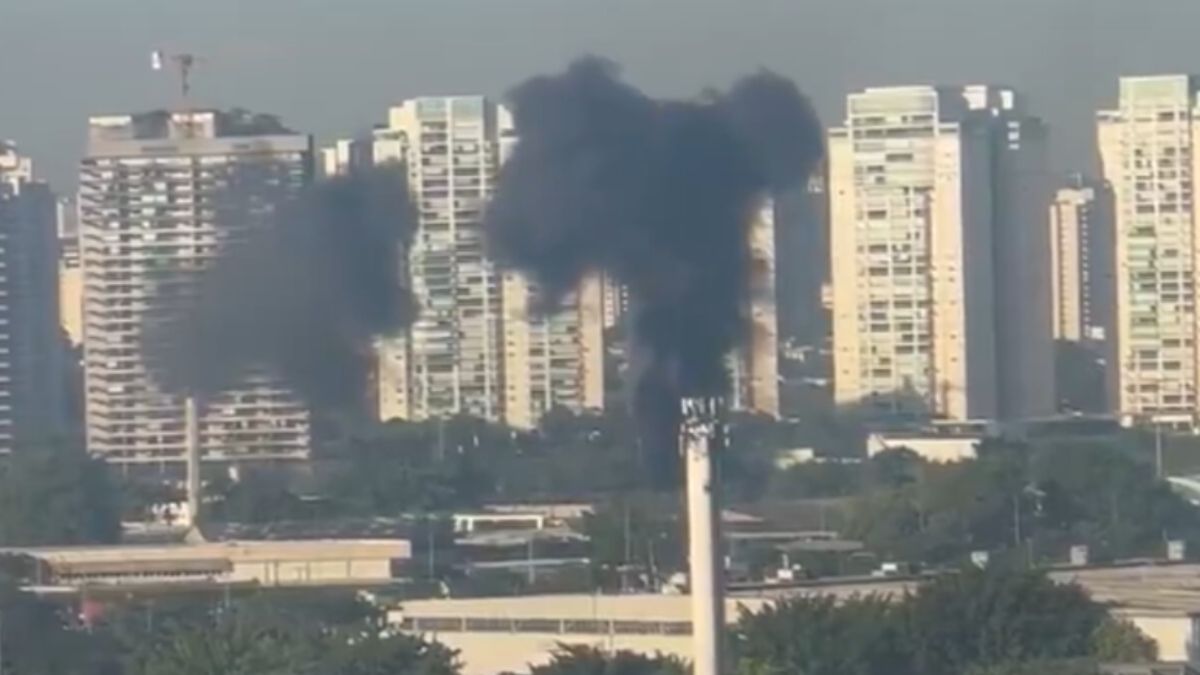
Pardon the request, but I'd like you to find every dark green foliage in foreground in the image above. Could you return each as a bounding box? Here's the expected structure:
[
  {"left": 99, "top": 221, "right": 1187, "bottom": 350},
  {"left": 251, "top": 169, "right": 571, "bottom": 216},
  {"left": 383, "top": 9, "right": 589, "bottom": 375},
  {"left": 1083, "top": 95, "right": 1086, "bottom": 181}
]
[
  {"left": 733, "top": 566, "right": 1155, "bottom": 675},
  {"left": 0, "top": 439, "right": 120, "bottom": 546},
  {"left": 525, "top": 645, "right": 689, "bottom": 675}
]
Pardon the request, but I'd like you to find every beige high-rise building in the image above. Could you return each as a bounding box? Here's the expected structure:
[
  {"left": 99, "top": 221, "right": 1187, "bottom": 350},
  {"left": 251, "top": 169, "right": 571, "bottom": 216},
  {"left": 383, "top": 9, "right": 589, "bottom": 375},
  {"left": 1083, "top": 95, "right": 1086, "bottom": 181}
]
[
  {"left": 731, "top": 200, "right": 780, "bottom": 417},
  {"left": 330, "top": 96, "right": 604, "bottom": 428},
  {"left": 79, "top": 111, "right": 312, "bottom": 463},
  {"left": 501, "top": 273, "right": 605, "bottom": 429},
  {"left": 1050, "top": 177, "right": 1115, "bottom": 344},
  {"left": 56, "top": 197, "right": 83, "bottom": 348},
  {"left": 601, "top": 273, "right": 630, "bottom": 331},
  {"left": 831, "top": 85, "right": 1053, "bottom": 422},
  {"left": 370, "top": 98, "right": 510, "bottom": 422},
  {"left": 1098, "top": 75, "right": 1200, "bottom": 426}
]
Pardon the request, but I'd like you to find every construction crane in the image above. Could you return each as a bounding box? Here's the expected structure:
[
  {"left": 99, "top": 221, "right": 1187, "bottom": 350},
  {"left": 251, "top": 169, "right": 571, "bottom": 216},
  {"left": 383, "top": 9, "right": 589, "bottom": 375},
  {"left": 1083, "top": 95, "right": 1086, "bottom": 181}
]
[
  {"left": 152, "top": 50, "right": 202, "bottom": 103},
  {"left": 152, "top": 50, "right": 205, "bottom": 138}
]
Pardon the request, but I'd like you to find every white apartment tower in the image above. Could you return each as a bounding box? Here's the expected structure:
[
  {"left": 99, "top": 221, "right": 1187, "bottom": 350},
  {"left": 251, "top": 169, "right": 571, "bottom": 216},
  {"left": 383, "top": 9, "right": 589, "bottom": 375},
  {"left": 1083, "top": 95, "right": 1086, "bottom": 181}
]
[
  {"left": 1098, "top": 75, "right": 1200, "bottom": 426},
  {"left": 831, "top": 85, "right": 1053, "bottom": 422},
  {"left": 0, "top": 143, "right": 64, "bottom": 450},
  {"left": 377, "top": 98, "right": 508, "bottom": 421},
  {"left": 340, "top": 97, "right": 603, "bottom": 427},
  {"left": 79, "top": 111, "right": 313, "bottom": 463}
]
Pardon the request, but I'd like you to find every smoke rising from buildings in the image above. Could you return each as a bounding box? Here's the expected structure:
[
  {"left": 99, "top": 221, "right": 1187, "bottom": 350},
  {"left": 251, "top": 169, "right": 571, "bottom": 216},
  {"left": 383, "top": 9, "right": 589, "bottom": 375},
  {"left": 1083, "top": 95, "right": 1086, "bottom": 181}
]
[
  {"left": 146, "top": 165, "right": 414, "bottom": 409},
  {"left": 485, "top": 57, "right": 823, "bottom": 464}
]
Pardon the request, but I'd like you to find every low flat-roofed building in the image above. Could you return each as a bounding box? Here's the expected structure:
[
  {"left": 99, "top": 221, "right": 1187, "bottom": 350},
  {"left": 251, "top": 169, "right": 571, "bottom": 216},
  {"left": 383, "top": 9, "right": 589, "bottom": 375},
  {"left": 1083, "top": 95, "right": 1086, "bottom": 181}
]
[
  {"left": 866, "top": 431, "right": 980, "bottom": 463},
  {"left": 7, "top": 539, "right": 410, "bottom": 589},
  {"left": 483, "top": 503, "right": 595, "bottom": 521},
  {"left": 390, "top": 562, "right": 1200, "bottom": 674},
  {"left": 392, "top": 594, "right": 771, "bottom": 675},
  {"left": 1111, "top": 610, "right": 1199, "bottom": 663},
  {"left": 1101, "top": 663, "right": 1199, "bottom": 675}
]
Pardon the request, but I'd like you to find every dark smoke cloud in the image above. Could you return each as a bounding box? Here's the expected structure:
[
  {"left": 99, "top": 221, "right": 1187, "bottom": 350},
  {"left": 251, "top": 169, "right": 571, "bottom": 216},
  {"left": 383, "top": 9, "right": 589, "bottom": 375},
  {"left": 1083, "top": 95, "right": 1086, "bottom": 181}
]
[
  {"left": 145, "top": 165, "right": 414, "bottom": 409},
  {"left": 485, "top": 57, "right": 823, "bottom": 467}
]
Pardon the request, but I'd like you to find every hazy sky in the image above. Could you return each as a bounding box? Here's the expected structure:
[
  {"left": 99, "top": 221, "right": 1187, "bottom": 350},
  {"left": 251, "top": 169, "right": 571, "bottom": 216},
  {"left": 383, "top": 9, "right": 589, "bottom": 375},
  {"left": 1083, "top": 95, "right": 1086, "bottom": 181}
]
[{"left": 5, "top": 0, "right": 1200, "bottom": 189}]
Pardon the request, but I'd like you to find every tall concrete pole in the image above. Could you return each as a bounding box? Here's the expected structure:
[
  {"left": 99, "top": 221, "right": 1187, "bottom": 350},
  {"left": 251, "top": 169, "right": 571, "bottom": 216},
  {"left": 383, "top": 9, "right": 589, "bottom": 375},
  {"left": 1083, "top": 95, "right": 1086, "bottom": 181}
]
[
  {"left": 184, "top": 395, "right": 201, "bottom": 526},
  {"left": 681, "top": 397, "right": 725, "bottom": 675}
]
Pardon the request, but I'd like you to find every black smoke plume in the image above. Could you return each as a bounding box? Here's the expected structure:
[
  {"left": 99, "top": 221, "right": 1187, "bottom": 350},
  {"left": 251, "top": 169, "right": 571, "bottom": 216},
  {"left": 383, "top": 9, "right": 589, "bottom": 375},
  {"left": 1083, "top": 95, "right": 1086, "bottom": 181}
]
[
  {"left": 485, "top": 58, "right": 822, "bottom": 469},
  {"left": 145, "top": 165, "right": 414, "bottom": 410}
]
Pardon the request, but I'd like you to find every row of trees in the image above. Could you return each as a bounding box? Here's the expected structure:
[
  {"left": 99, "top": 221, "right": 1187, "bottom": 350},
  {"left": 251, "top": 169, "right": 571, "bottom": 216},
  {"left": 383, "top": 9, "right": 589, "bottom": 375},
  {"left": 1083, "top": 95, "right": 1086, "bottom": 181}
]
[
  {"left": 734, "top": 566, "right": 1155, "bottom": 675},
  {"left": 0, "top": 578, "right": 460, "bottom": 675},
  {"left": 0, "top": 441, "right": 119, "bottom": 547},
  {"left": 532, "top": 568, "right": 1157, "bottom": 675},
  {"left": 769, "top": 435, "right": 1200, "bottom": 566},
  {"left": 3, "top": 408, "right": 1195, "bottom": 574},
  {"left": 844, "top": 437, "right": 1200, "bottom": 562},
  {"left": 197, "top": 409, "right": 798, "bottom": 526}
]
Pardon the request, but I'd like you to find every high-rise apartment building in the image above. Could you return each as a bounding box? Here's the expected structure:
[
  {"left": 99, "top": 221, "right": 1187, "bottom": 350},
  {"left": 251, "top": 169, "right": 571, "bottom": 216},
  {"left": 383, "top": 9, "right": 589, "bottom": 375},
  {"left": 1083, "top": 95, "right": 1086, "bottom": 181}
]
[
  {"left": 987, "top": 89, "right": 1055, "bottom": 420},
  {"left": 0, "top": 143, "right": 64, "bottom": 450},
  {"left": 1098, "top": 75, "right": 1200, "bottom": 426},
  {"left": 331, "top": 96, "right": 605, "bottom": 428},
  {"left": 79, "top": 111, "right": 312, "bottom": 463},
  {"left": 374, "top": 98, "right": 509, "bottom": 422},
  {"left": 830, "top": 85, "right": 1053, "bottom": 422},
  {"left": 0, "top": 141, "right": 32, "bottom": 191},
  {"left": 1050, "top": 176, "right": 1115, "bottom": 345},
  {"left": 777, "top": 171, "right": 831, "bottom": 349},
  {"left": 601, "top": 274, "right": 630, "bottom": 331},
  {"left": 730, "top": 201, "right": 781, "bottom": 417},
  {"left": 57, "top": 197, "right": 83, "bottom": 348},
  {"left": 501, "top": 273, "right": 605, "bottom": 428}
]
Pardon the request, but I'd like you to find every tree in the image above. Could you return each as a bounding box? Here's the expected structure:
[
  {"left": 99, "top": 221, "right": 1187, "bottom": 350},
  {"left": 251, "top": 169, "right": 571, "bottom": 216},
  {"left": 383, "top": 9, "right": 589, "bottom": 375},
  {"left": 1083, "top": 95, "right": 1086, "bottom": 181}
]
[
  {"left": 1026, "top": 439, "right": 1194, "bottom": 560},
  {"left": 0, "top": 577, "right": 95, "bottom": 675},
  {"left": 583, "top": 498, "right": 682, "bottom": 591},
  {"left": 766, "top": 461, "right": 862, "bottom": 499},
  {"left": 904, "top": 567, "right": 1108, "bottom": 675},
  {"left": 212, "top": 468, "right": 307, "bottom": 524},
  {"left": 964, "top": 660, "right": 1098, "bottom": 675},
  {"left": 845, "top": 488, "right": 922, "bottom": 561},
  {"left": 320, "top": 633, "right": 460, "bottom": 675},
  {"left": 732, "top": 567, "right": 1156, "bottom": 675},
  {"left": 841, "top": 436, "right": 1200, "bottom": 567},
  {"left": 101, "top": 589, "right": 460, "bottom": 675},
  {"left": 0, "top": 440, "right": 120, "bottom": 545},
  {"left": 526, "top": 645, "right": 688, "bottom": 675},
  {"left": 734, "top": 595, "right": 909, "bottom": 675},
  {"left": 1089, "top": 619, "right": 1158, "bottom": 663},
  {"left": 865, "top": 448, "right": 922, "bottom": 490},
  {"left": 129, "top": 617, "right": 301, "bottom": 675}
]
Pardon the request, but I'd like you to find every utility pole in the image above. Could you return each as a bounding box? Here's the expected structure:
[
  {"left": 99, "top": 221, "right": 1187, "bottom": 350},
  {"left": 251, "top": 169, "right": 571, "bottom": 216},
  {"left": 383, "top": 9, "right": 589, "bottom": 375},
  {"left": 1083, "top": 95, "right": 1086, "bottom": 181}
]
[
  {"left": 1156, "top": 423, "right": 1164, "bottom": 479},
  {"left": 1013, "top": 492, "right": 1022, "bottom": 548},
  {"left": 681, "top": 397, "right": 726, "bottom": 675},
  {"left": 622, "top": 502, "right": 631, "bottom": 593},
  {"left": 185, "top": 396, "right": 201, "bottom": 527},
  {"left": 427, "top": 515, "right": 436, "bottom": 579},
  {"left": 527, "top": 536, "right": 536, "bottom": 586}
]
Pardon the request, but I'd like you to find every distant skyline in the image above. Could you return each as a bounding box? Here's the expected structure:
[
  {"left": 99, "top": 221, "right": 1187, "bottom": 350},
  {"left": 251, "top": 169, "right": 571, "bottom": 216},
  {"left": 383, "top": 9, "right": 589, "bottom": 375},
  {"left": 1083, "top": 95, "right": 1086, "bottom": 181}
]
[{"left": 5, "top": 0, "right": 1200, "bottom": 189}]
